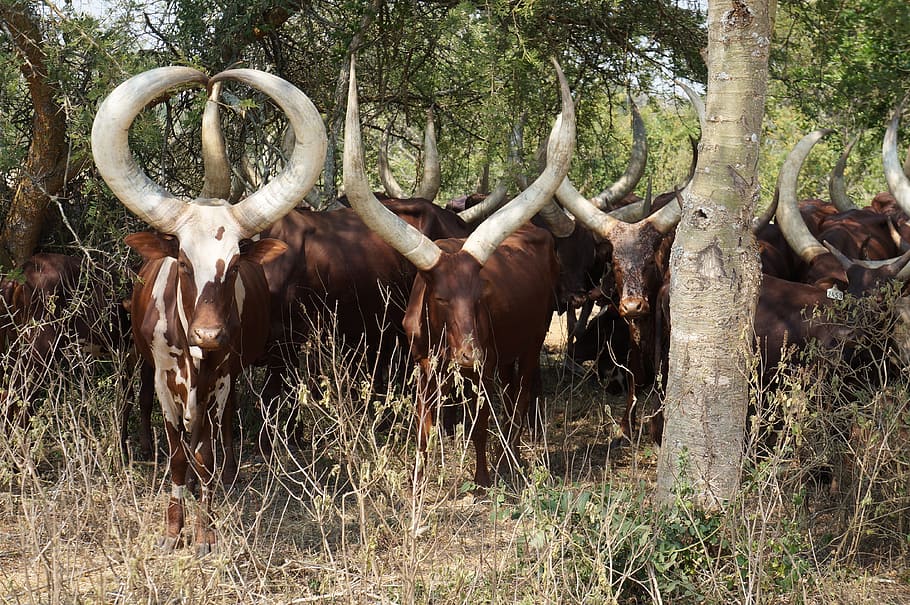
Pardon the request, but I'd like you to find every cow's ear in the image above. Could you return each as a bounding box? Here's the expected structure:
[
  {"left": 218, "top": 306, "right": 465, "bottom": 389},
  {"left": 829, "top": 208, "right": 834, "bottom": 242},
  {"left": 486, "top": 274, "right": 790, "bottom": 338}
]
[
  {"left": 124, "top": 232, "right": 178, "bottom": 261},
  {"left": 403, "top": 276, "right": 428, "bottom": 354},
  {"left": 243, "top": 238, "right": 288, "bottom": 265}
]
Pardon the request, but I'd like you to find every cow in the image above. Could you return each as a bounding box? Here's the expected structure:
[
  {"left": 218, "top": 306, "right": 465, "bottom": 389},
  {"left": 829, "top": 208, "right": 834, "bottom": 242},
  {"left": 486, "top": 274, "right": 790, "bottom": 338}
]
[
  {"left": 344, "top": 57, "right": 575, "bottom": 488},
  {"left": 92, "top": 66, "right": 326, "bottom": 555},
  {"left": 555, "top": 176, "right": 681, "bottom": 443},
  {"left": 256, "top": 197, "right": 473, "bottom": 450},
  {"left": 0, "top": 253, "right": 137, "bottom": 427},
  {"left": 649, "top": 128, "right": 910, "bottom": 445},
  {"left": 550, "top": 85, "right": 705, "bottom": 443}
]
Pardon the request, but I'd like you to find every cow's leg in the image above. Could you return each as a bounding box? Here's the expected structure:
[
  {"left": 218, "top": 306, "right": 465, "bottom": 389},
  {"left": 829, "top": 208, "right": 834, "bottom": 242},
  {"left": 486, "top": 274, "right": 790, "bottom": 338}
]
[
  {"left": 618, "top": 373, "right": 637, "bottom": 447},
  {"left": 466, "top": 386, "right": 492, "bottom": 489},
  {"left": 137, "top": 361, "right": 155, "bottom": 459},
  {"left": 191, "top": 409, "right": 217, "bottom": 557},
  {"left": 500, "top": 353, "right": 540, "bottom": 474},
  {"left": 259, "top": 356, "right": 289, "bottom": 456},
  {"left": 414, "top": 358, "right": 438, "bottom": 488},
  {"left": 218, "top": 380, "right": 238, "bottom": 486},
  {"left": 160, "top": 419, "right": 188, "bottom": 552},
  {"left": 120, "top": 360, "right": 156, "bottom": 461}
]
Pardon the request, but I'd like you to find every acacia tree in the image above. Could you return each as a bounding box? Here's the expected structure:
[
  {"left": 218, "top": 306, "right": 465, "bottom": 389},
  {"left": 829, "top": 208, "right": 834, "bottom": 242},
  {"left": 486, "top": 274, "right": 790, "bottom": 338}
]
[{"left": 656, "top": 0, "right": 774, "bottom": 506}]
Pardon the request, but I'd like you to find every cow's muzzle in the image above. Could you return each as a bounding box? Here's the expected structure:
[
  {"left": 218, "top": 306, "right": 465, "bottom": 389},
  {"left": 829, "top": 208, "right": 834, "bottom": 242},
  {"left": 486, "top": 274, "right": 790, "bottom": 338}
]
[
  {"left": 619, "top": 297, "right": 649, "bottom": 319},
  {"left": 188, "top": 325, "right": 227, "bottom": 349}
]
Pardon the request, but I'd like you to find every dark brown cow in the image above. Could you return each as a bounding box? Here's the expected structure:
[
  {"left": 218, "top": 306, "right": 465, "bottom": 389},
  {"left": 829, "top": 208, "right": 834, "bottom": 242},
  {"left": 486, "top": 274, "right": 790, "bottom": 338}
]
[
  {"left": 556, "top": 177, "right": 681, "bottom": 442},
  {"left": 344, "top": 58, "right": 575, "bottom": 487},
  {"left": 550, "top": 87, "right": 702, "bottom": 442},
  {"left": 257, "top": 197, "right": 472, "bottom": 448},
  {"left": 0, "top": 253, "right": 135, "bottom": 424},
  {"left": 92, "top": 67, "right": 326, "bottom": 555},
  {"left": 649, "top": 129, "right": 910, "bottom": 445}
]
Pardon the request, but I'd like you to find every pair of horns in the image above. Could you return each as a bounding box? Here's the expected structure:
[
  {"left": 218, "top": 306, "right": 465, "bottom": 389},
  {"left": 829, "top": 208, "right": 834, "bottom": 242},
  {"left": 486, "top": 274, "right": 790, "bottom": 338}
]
[
  {"left": 91, "top": 67, "right": 327, "bottom": 237},
  {"left": 344, "top": 57, "right": 576, "bottom": 269}
]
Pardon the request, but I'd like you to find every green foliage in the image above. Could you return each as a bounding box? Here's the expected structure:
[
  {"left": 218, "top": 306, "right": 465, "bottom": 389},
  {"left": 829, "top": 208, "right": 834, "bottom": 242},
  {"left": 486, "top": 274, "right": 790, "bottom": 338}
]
[
  {"left": 774, "top": 0, "right": 910, "bottom": 131},
  {"left": 501, "top": 464, "right": 817, "bottom": 603}
]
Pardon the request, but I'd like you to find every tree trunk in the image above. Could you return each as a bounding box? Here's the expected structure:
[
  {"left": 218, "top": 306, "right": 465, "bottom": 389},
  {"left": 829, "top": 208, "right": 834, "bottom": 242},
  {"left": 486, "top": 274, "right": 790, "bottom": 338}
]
[
  {"left": 655, "top": 0, "right": 774, "bottom": 507},
  {"left": 0, "top": 1, "right": 68, "bottom": 267}
]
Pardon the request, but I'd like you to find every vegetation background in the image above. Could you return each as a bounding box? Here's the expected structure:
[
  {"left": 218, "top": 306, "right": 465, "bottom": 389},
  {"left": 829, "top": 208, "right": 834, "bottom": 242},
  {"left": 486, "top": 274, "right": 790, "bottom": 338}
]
[{"left": 1, "top": 0, "right": 910, "bottom": 602}]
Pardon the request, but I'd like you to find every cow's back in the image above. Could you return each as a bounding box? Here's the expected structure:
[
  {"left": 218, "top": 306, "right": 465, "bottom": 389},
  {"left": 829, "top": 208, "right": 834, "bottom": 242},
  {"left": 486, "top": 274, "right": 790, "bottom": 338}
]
[{"left": 478, "top": 224, "right": 559, "bottom": 362}]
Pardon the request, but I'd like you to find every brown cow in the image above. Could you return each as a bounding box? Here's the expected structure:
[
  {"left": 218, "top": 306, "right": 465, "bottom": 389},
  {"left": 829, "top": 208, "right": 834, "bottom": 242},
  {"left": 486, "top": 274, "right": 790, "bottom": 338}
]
[
  {"left": 256, "top": 197, "right": 472, "bottom": 450},
  {"left": 92, "top": 67, "right": 326, "bottom": 555},
  {"left": 0, "top": 253, "right": 136, "bottom": 426},
  {"left": 647, "top": 129, "right": 910, "bottom": 445},
  {"left": 344, "top": 57, "right": 575, "bottom": 488}
]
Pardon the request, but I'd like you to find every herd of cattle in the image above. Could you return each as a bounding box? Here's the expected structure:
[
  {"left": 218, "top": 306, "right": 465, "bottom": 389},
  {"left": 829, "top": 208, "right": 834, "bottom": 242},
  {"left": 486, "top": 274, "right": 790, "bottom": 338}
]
[{"left": 2, "top": 62, "right": 910, "bottom": 554}]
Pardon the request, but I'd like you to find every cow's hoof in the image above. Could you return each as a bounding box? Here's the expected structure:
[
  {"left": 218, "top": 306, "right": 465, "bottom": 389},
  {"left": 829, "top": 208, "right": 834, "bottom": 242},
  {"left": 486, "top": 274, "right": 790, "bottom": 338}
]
[
  {"left": 608, "top": 435, "right": 631, "bottom": 451},
  {"left": 157, "top": 535, "right": 180, "bottom": 552}
]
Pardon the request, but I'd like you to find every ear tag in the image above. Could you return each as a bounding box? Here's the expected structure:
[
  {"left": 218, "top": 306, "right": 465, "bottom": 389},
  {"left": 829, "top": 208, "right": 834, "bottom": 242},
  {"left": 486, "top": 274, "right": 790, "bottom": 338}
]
[{"left": 826, "top": 285, "right": 844, "bottom": 301}]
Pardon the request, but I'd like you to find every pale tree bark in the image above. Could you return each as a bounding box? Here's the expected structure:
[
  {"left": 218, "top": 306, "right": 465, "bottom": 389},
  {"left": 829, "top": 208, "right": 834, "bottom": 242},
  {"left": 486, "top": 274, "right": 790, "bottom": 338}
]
[
  {"left": 655, "top": 0, "right": 774, "bottom": 507},
  {"left": 0, "top": 0, "right": 68, "bottom": 267}
]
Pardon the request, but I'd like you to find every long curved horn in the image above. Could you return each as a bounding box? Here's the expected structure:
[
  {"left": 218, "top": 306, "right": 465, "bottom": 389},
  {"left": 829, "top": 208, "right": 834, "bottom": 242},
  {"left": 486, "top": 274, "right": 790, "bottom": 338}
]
[
  {"left": 458, "top": 180, "right": 509, "bottom": 224},
  {"left": 378, "top": 121, "right": 407, "bottom": 198},
  {"left": 829, "top": 132, "right": 860, "bottom": 212},
  {"left": 674, "top": 79, "right": 706, "bottom": 133},
  {"left": 591, "top": 97, "right": 647, "bottom": 210},
  {"left": 379, "top": 109, "right": 441, "bottom": 201},
  {"left": 200, "top": 81, "right": 232, "bottom": 200},
  {"left": 642, "top": 176, "right": 652, "bottom": 216},
  {"left": 526, "top": 127, "right": 579, "bottom": 238},
  {"left": 751, "top": 186, "right": 778, "bottom": 233},
  {"left": 415, "top": 107, "right": 440, "bottom": 201},
  {"left": 645, "top": 186, "right": 683, "bottom": 234},
  {"left": 883, "top": 102, "right": 910, "bottom": 217},
  {"left": 537, "top": 199, "right": 576, "bottom": 238},
  {"left": 457, "top": 114, "right": 525, "bottom": 224},
  {"left": 211, "top": 69, "right": 327, "bottom": 237},
  {"left": 824, "top": 241, "right": 910, "bottom": 270},
  {"left": 776, "top": 129, "right": 834, "bottom": 263},
  {"left": 461, "top": 59, "right": 576, "bottom": 265},
  {"left": 91, "top": 67, "right": 205, "bottom": 233},
  {"left": 344, "top": 59, "right": 443, "bottom": 271},
  {"left": 556, "top": 177, "right": 622, "bottom": 236}
]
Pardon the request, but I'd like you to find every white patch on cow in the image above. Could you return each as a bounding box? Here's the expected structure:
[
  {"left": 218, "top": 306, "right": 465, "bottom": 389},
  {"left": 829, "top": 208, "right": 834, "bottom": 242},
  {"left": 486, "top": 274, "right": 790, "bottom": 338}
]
[
  {"left": 150, "top": 259, "right": 184, "bottom": 428},
  {"left": 148, "top": 258, "right": 201, "bottom": 433},
  {"left": 190, "top": 346, "right": 204, "bottom": 359},
  {"left": 214, "top": 374, "right": 230, "bottom": 420},
  {"left": 176, "top": 202, "right": 244, "bottom": 311},
  {"left": 171, "top": 484, "right": 185, "bottom": 500},
  {"left": 234, "top": 275, "right": 246, "bottom": 315}
]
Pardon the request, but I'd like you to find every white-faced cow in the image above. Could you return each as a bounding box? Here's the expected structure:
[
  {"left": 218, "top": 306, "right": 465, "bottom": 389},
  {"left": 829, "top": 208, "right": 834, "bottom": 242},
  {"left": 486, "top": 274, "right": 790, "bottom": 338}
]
[
  {"left": 92, "top": 67, "right": 326, "bottom": 555},
  {"left": 344, "top": 58, "right": 575, "bottom": 488}
]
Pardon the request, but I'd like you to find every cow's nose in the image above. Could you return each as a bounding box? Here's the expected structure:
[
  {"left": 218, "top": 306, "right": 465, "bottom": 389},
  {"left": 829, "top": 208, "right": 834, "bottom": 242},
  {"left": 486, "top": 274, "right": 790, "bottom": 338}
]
[
  {"left": 453, "top": 343, "right": 481, "bottom": 368},
  {"left": 619, "top": 298, "right": 649, "bottom": 319},
  {"left": 454, "top": 350, "right": 476, "bottom": 368},
  {"left": 189, "top": 326, "right": 226, "bottom": 349}
]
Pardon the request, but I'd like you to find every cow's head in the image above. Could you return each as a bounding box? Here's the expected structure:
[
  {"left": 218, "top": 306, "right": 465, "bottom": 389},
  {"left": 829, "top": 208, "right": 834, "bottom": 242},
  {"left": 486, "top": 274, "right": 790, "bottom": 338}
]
[
  {"left": 555, "top": 178, "right": 680, "bottom": 321},
  {"left": 92, "top": 67, "right": 326, "bottom": 351},
  {"left": 344, "top": 57, "right": 575, "bottom": 367}
]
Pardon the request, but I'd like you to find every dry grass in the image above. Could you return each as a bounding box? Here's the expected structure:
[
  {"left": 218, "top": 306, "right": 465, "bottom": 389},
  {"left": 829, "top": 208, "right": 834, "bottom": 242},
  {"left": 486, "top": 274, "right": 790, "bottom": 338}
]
[{"left": 2, "top": 300, "right": 910, "bottom": 604}]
